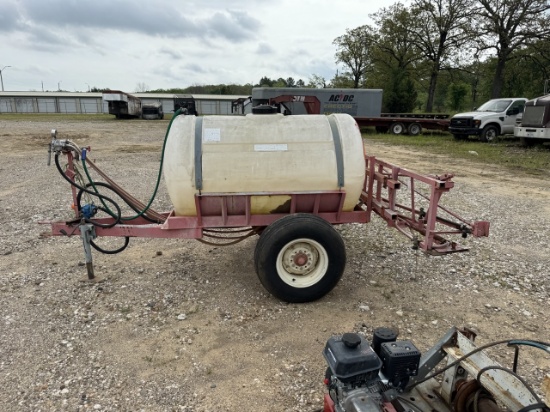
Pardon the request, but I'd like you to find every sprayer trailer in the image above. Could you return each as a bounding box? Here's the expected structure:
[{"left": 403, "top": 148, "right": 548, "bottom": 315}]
[{"left": 45, "top": 111, "right": 489, "bottom": 302}]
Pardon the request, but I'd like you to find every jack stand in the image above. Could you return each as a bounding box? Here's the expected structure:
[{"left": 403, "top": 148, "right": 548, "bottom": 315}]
[{"left": 79, "top": 223, "right": 104, "bottom": 283}]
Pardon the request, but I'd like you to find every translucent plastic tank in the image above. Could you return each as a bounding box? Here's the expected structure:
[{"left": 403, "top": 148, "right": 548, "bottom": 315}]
[{"left": 163, "top": 113, "right": 366, "bottom": 216}]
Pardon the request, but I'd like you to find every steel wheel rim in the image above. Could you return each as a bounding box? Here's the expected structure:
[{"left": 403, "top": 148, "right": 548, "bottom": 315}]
[{"left": 276, "top": 238, "right": 329, "bottom": 288}]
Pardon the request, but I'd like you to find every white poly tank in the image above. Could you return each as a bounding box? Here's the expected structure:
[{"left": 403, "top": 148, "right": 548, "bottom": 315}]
[{"left": 163, "top": 113, "right": 366, "bottom": 216}]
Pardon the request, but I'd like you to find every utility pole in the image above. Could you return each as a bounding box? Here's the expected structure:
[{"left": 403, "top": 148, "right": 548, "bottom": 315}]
[{"left": 0, "top": 66, "right": 11, "bottom": 91}]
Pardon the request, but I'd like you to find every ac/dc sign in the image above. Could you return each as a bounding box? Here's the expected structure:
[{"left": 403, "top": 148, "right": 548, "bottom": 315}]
[{"left": 328, "top": 94, "right": 354, "bottom": 102}]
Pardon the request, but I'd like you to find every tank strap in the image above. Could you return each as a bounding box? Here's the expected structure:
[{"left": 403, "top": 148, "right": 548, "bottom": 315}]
[
  {"left": 194, "top": 117, "right": 204, "bottom": 190},
  {"left": 327, "top": 116, "right": 345, "bottom": 187}
]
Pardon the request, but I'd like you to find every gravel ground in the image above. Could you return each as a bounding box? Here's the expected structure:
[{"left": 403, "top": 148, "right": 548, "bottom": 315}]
[{"left": 0, "top": 118, "right": 549, "bottom": 411}]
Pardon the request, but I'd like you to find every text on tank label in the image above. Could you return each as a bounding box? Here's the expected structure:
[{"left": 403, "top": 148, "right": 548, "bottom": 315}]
[{"left": 254, "top": 144, "right": 288, "bottom": 152}]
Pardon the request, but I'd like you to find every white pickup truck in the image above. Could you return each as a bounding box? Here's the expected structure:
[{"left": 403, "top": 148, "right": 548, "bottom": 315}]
[{"left": 449, "top": 98, "right": 527, "bottom": 142}]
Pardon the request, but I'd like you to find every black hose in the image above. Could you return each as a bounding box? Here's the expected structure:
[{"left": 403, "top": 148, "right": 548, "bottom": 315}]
[
  {"left": 90, "top": 237, "right": 130, "bottom": 254},
  {"left": 75, "top": 182, "right": 157, "bottom": 223},
  {"left": 55, "top": 153, "right": 121, "bottom": 228},
  {"left": 55, "top": 154, "right": 131, "bottom": 254},
  {"left": 517, "top": 403, "right": 550, "bottom": 412}
]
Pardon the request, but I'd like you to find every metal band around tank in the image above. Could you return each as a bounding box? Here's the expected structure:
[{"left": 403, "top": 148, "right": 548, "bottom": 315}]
[
  {"left": 327, "top": 116, "right": 345, "bottom": 187},
  {"left": 194, "top": 116, "right": 204, "bottom": 190}
]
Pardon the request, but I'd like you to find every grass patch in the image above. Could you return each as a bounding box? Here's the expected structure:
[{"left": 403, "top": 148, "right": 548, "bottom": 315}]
[{"left": 363, "top": 130, "right": 550, "bottom": 176}]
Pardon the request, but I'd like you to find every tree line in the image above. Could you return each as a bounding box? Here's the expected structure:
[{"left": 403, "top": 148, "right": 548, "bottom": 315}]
[
  {"left": 143, "top": 76, "right": 318, "bottom": 96},
  {"left": 332, "top": 0, "right": 550, "bottom": 112}
]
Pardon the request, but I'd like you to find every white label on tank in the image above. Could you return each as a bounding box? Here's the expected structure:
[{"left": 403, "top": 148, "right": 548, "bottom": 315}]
[
  {"left": 254, "top": 144, "right": 288, "bottom": 152},
  {"left": 203, "top": 128, "right": 221, "bottom": 142}
]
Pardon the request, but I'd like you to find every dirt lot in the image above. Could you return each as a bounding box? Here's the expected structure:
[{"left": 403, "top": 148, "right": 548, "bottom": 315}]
[{"left": 0, "top": 117, "right": 548, "bottom": 411}]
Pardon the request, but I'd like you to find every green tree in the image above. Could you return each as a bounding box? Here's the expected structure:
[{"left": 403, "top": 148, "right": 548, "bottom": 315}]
[
  {"left": 308, "top": 74, "right": 327, "bottom": 88},
  {"left": 495, "top": 38, "right": 550, "bottom": 98},
  {"left": 333, "top": 25, "right": 374, "bottom": 88},
  {"left": 476, "top": 0, "right": 550, "bottom": 98},
  {"left": 384, "top": 67, "right": 418, "bottom": 112},
  {"left": 329, "top": 73, "right": 355, "bottom": 88},
  {"left": 257, "top": 76, "right": 274, "bottom": 87},
  {"left": 367, "top": 3, "right": 422, "bottom": 112},
  {"left": 90, "top": 87, "right": 111, "bottom": 92},
  {"left": 370, "top": 4, "right": 421, "bottom": 74},
  {"left": 273, "top": 78, "right": 288, "bottom": 87},
  {"left": 447, "top": 82, "right": 470, "bottom": 111},
  {"left": 408, "top": 0, "right": 475, "bottom": 112}
]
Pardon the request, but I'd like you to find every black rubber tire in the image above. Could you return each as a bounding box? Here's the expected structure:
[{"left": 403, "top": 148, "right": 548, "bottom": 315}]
[
  {"left": 479, "top": 125, "right": 498, "bottom": 142},
  {"left": 407, "top": 123, "right": 422, "bottom": 136},
  {"left": 375, "top": 126, "right": 389, "bottom": 134},
  {"left": 390, "top": 122, "right": 405, "bottom": 135},
  {"left": 254, "top": 214, "right": 346, "bottom": 303}
]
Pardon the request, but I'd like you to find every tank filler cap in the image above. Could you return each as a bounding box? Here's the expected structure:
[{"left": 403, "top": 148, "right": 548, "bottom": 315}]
[{"left": 342, "top": 333, "right": 362, "bottom": 349}]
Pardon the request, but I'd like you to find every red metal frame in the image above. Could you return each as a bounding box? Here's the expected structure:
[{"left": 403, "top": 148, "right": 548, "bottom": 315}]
[
  {"left": 48, "top": 151, "right": 489, "bottom": 255},
  {"left": 362, "top": 156, "right": 489, "bottom": 254},
  {"left": 268, "top": 95, "right": 321, "bottom": 115}
]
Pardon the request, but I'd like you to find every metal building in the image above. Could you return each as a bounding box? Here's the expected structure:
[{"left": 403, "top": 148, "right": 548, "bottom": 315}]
[
  {"left": 0, "top": 92, "right": 105, "bottom": 114},
  {"left": 0, "top": 91, "right": 250, "bottom": 115}
]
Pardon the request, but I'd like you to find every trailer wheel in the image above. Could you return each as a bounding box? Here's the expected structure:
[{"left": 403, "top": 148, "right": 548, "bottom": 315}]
[
  {"left": 390, "top": 122, "right": 405, "bottom": 135},
  {"left": 479, "top": 125, "right": 498, "bottom": 142},
  {"left": 407, "top": 123, "right": 422, "bottom": 136},
  {"left": 254, "top": 214, "right": 346, "bottom": 303}
]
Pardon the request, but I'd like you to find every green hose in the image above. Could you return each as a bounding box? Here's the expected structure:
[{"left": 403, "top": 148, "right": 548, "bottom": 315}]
[{"left": 81, "top": 109, "right": 184, "bottom": 221}]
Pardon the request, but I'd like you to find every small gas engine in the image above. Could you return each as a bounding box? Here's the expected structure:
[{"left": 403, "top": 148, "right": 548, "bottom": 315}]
[
  {"left": 323, "top": 328, "right": 420, "bottom": 412},
  {"left": 323, "top": 327, "right": 550, "bottom": 412}
]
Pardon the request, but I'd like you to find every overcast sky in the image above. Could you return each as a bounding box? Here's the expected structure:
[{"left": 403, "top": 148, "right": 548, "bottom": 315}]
[{"left": 1, "top": 0, "right": 397, "bottom": 93}]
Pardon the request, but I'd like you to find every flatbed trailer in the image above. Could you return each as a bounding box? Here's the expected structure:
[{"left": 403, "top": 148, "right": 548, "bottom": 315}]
[
  {"left": 252, "top": 88, "right": 450, "bottom": 135},
  {"left": 45, "top": 114, "right": 488, "bottom": 303},
  {"left": 355, "top": 113, "right": 450, "bottom": 135}
]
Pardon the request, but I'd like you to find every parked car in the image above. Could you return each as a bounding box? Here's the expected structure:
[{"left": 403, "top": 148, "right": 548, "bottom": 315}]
[{"left": 449, "top": 98, "right": 527, "bottom": 142}]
